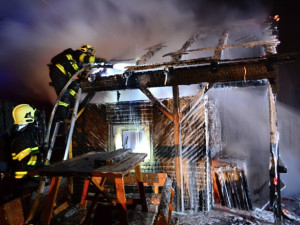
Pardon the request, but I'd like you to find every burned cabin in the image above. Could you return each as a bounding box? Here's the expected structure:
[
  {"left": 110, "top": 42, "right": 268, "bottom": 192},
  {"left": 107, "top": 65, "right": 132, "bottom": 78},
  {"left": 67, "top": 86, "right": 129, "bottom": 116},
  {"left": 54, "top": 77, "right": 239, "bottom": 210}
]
[{"left": 68, "top": 16, "right": 289, "bottom": 214}]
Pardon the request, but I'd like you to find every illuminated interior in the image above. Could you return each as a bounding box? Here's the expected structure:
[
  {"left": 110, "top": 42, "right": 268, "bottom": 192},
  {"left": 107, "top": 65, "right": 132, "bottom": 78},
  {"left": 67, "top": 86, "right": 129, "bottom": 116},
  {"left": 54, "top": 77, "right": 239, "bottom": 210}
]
[{"left": 111, "top": 124, "right": 152, "bottom": 160}]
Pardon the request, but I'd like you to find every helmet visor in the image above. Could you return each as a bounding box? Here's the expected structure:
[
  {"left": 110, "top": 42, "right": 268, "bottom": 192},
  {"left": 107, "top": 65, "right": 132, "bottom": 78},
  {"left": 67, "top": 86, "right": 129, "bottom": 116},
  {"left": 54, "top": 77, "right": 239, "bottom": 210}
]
[{"left": 24, "top": 109, "right": 36, "bottom": 123}]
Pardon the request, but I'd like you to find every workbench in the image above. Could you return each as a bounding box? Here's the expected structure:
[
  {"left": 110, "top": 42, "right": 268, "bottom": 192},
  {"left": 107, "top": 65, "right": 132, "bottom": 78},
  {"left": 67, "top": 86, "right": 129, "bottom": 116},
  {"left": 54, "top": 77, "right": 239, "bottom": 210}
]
[{"left": 31, "top": 149, "right": 148, "bottom": 225}]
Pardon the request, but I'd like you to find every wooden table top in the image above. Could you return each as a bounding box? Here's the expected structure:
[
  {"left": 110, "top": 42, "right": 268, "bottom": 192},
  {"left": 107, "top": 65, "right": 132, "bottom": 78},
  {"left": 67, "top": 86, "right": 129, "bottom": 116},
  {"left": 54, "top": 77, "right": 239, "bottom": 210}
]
[{"left": 31, "top": 149, "right": 147, "bottom": 178}]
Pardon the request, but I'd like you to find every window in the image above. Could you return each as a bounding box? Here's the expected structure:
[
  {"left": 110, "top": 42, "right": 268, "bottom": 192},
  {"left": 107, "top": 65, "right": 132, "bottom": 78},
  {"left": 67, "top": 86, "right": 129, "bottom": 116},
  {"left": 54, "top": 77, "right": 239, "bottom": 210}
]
[{"left": 110, "top": 124, "right": 152, "bottom": 160}]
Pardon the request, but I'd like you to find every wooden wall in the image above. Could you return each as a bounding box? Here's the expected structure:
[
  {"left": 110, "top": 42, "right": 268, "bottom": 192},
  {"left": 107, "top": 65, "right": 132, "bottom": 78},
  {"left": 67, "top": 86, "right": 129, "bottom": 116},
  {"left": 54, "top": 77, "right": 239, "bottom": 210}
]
[
  {"left": 73, "top": 95, "right": 209, "bottom": 211},
  {"left": 73, "top": 104, "right": 108, "bottom": 156}
]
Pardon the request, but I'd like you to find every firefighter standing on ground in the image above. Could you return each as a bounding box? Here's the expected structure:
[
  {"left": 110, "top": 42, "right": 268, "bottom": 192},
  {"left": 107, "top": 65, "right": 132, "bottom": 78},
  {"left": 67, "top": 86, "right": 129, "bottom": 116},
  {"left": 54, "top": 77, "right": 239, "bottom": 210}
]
[
  {"left": 48, "top": 44, "right": 107, "bottom": 120},
  {"left": 10, "top": 104, "right": 44, "bottom": 195}
]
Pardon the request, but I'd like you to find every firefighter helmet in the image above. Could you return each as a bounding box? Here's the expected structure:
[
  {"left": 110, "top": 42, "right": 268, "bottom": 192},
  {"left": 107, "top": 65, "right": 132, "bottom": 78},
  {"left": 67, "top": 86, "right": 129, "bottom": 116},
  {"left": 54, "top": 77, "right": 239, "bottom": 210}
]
[
  {"left": 80, "top": 44, "right": 95, "bottom": 55},
  {"left": 12, "top": 104, "right": 36, "bottom": 125}
]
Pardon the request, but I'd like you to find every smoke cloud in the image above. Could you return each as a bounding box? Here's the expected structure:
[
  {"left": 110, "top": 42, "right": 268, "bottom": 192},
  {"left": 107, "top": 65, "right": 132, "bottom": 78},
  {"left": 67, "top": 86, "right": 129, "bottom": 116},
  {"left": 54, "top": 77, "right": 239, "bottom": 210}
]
[
  {"left": 208, "top": 84, "right": 270, "bottom": 207},
  {"left": 278, "top": 103, "right": 300, "bottom": 198},
  {"left": 0, "top": 0, "right": 200, "bottom": 105},
  {"left": 0, "top": 0, "right": 272, "bottom": 106},
  {"left": 208, "top": 83, "right": 300, "bottom": 203}
]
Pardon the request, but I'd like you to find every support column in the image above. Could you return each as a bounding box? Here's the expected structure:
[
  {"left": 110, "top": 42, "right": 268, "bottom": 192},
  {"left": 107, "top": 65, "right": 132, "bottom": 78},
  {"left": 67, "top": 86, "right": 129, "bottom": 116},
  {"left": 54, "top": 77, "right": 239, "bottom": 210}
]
[
  {"left": 204, "top": 95, "right": 212, "bottom": 211},
  {"left": 268, "top": 83, "right": 282, "bottom": 225},
  {"left": 172, "top": 85, "right": 184, "bottom": 212}
]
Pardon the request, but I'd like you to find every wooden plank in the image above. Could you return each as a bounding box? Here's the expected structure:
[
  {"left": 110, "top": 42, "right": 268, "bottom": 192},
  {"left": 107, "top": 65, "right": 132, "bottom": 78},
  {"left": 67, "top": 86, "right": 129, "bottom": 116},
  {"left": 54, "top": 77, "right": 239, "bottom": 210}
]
[
  {"left": 153, "top": 177, "right": 174, "bottom": 225},
  {"left": 94, "top": 153, "right": 147, "bottom": 177},
  {"left": 36, "top": 152, "right": 147, "bottom": 178},
  {"left": 94, "top": 148, "right": 132, "bottom": 166},
  {"left": 123, "top": 173, "right": 167, "bottom": 186},
  {"left": 53, "top": 201, "right": 70, "bottom": 216}
]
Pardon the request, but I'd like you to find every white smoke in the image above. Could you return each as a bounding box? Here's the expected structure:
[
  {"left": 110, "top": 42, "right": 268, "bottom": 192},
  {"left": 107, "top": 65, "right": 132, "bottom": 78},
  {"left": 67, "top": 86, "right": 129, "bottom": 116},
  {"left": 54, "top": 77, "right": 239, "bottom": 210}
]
[
  {"left": 207, "top": 84, "right": 270, "bottom": 208},
  {"left": 0, "top": 0, "right": 199, "bottom": 105},
  {"left": 277, "top": 103, "right": 300, "bottom": 198},
  {"left": 0, "top": 0, "right": 272, "bottom": 106}
]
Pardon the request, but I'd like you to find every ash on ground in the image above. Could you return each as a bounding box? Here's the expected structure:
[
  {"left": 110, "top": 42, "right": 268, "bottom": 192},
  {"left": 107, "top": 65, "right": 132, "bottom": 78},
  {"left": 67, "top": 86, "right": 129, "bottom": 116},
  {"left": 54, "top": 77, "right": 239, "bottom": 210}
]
[
  {"left": 52, "top": 194, "right": 300, "bottom": 225},
  {"left": 173, "top": 194, "right": 300, "bottom": 225}
]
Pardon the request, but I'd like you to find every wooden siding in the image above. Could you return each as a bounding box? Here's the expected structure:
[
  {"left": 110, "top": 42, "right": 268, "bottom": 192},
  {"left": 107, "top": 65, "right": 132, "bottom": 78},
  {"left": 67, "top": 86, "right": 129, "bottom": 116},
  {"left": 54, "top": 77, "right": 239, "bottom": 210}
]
[
  {"left": 106, "top": 101, "right": 153, "bottom": 124},
  {"left": 73, "top": 104, "right": 108, "bottom": 156},
  {"left": 73, "top": 96, "right": 209, "bottom": 211}
]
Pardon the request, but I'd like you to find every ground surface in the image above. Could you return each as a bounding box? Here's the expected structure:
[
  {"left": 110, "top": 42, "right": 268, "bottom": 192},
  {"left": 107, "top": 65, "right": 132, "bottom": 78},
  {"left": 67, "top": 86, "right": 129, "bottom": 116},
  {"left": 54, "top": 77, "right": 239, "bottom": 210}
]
[{"left": 51, "top": 194, "right": 300, "bottom": 225}]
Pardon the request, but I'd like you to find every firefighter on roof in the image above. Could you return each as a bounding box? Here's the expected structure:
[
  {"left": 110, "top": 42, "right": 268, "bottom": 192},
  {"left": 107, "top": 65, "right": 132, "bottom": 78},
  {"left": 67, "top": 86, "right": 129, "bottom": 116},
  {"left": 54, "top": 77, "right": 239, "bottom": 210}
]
[
  {"left": 10, "top": 104, "right": 44, "bottom": 193},
  {"left": 48, "top": 44, "right": 107, "bottom": 120}
]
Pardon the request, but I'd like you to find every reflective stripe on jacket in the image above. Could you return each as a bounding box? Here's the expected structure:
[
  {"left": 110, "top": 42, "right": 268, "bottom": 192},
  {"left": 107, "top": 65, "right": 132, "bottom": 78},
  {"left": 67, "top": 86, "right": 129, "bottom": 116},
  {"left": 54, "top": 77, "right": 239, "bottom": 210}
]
[{"left": 12, "top": 146, "right": 40, "bottom": 179}]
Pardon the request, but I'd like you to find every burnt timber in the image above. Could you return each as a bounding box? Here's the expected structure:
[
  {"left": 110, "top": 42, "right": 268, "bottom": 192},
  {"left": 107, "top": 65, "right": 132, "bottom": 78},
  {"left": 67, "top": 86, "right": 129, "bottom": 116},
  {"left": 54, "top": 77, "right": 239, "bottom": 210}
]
[{"left": 80, "top": 54, "right": 296, "bottom": 93}]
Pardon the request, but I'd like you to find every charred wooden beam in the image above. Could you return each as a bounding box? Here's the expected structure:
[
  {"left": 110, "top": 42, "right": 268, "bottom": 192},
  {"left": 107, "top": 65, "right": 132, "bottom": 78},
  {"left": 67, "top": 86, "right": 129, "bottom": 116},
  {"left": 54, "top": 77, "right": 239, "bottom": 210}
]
[
  {"left": 268, "top": 82, "right": 283, "bottom": 224},
  {"left": 129, "top": 52, "right": 296, "bottom": 72},
  {"left": 184, "top": 40, "right": 280, "bottom": 54},
  {"left": 81, "top": 57, "right": 286, "bottom": 93},
  {"left": 169, "top": 32, "right": 201, "bottom": 63},
  {"left": 213, "top": 31, "right": 229, "bottom": 60},
  {"left": 136, "top": 43, "right": 165, "bottom": 65},
  {"left": 139, "top": 86, "right": 174, "bottom": 121},
  {"left": 172, "top": 85, "right": 184, "bottom": 212},
  {"left": 80, "top": 53, "right": 297, "bottom": 97}
]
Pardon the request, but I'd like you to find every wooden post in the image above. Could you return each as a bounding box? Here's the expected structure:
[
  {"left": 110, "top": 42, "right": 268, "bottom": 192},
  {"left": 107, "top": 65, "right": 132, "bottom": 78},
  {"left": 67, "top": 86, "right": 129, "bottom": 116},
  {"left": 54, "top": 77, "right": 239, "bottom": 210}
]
[
  {"left": 268, "top": 83, "right": 282, "bottom": 225},
  {"left": 172, "top": 85, "right": 184, "bottom": 212},
  {"left": 135, "top": 164, "right": 148, "bottom": 212},
  {"left": 41, "top": 176, "right": 62, "bottom": 225},
  {"left": 204, "top": 95, "right": 212, "bottom": 211},
  {"left": 115, "top": 177, "right": 128, "bottom": 225}
]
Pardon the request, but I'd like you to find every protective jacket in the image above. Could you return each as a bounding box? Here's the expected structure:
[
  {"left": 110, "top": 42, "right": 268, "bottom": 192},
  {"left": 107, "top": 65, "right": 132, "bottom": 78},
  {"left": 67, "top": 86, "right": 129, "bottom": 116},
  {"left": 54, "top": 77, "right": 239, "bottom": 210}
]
[
  {"left": 10, "top": 124, "right": 44, "bottom": 179},
  {"left": 50, "top": 48, "right": 96, "bottom": 79},
  {"left": 49, "top": 48, "right": 97, "bottom": 120}
]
